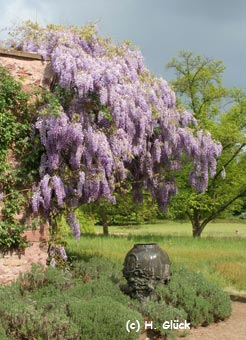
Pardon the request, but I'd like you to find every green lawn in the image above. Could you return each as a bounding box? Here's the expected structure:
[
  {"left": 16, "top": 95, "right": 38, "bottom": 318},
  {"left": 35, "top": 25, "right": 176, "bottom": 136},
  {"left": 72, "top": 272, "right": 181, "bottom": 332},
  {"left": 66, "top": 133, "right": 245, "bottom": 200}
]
[
  {"left": 66, "top": 220, "right": 246, "bottom": 294},
  {"left": 95, "top": 219, "right": 246, "bottom": 237}
]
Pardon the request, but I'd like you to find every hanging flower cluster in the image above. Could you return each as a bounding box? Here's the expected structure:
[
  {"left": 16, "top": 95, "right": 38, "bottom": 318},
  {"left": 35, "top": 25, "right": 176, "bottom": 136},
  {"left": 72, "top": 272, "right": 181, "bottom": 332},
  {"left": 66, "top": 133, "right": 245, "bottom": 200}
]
[{"left": 12, "top": 22, "right": 222, "bottom": 238}]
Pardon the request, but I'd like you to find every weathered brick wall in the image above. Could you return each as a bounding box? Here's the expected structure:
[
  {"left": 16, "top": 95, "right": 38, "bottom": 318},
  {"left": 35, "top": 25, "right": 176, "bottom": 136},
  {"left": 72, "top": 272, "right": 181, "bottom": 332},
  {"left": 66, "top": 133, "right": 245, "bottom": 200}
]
[
  {"left": 0, "top": 48, "right": 54, "bottom": 91},
  {"left": 0, "top": 242, "right": 48, "bottom": 284},
  {"left": 0, "top": 49, "right": 53, "bottom": 242}
]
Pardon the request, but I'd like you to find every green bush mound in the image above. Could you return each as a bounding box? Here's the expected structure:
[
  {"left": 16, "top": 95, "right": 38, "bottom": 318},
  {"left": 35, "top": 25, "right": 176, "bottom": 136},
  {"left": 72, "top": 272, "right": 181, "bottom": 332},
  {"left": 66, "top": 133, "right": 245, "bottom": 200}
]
[
  {"left": 71, "top": 255, "right": 123, "bottom": 282},
  {"left": 18, "top": 264, "right": 74, "bottom": 294},
  {"left": 143, "top": 301, "right": 188, "bottom": 339},
  {"left": 1, "top": 301, "right": 79, "bottom": 340},
  {"left": 67, "top": 278, "right": 131, "bottom": 305},
  {"left": 0, "top": 257, "right": 231, "bottom": 340},
  {"left": 0, "top": 259, "right": 141, "bottom": 340},
  {"left": 155, "top": 264, "right": 232, "bottom": 327},
  {"left": 68, "top": 296, "right": 143, "bottom": 340}
]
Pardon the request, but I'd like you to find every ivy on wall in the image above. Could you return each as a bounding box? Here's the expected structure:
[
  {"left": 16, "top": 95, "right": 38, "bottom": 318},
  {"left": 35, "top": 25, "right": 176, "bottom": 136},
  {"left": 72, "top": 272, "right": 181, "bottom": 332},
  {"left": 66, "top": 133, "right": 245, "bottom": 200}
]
[{"left": 0, "top": 65, "right": 42, "bottom": 252}]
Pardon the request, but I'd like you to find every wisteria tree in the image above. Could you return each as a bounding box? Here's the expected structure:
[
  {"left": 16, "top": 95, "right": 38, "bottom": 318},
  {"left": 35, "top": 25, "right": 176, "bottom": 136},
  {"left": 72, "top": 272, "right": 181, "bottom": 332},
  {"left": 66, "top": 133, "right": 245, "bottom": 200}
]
[{"left": 8, "top": 22, "right": 222, "bottom": 239}]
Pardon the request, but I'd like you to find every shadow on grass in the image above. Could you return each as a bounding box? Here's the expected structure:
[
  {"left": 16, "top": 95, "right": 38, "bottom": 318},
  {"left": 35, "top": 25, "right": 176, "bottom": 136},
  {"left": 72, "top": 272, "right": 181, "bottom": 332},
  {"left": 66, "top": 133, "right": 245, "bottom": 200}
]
[{"left": 66, "top": 249, "right": 107, "bottom": 263}]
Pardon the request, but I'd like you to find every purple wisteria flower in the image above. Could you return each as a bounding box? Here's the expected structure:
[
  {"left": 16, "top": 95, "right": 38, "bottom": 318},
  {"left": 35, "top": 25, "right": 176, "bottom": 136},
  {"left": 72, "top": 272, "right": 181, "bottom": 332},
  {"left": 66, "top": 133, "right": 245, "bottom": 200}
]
[{"left": 19, "top": 23, "right": 222, "bottom": 237}]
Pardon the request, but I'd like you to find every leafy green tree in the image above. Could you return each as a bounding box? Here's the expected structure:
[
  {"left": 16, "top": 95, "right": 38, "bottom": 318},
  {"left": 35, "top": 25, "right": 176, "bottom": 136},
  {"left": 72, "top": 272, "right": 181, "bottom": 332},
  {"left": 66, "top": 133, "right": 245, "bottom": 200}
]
[
  {"left": 166, "top": 51, "right": 246, "bottom": 237},
  {"left": 83, "top": 190, "right": 158, "bottom": 235}
]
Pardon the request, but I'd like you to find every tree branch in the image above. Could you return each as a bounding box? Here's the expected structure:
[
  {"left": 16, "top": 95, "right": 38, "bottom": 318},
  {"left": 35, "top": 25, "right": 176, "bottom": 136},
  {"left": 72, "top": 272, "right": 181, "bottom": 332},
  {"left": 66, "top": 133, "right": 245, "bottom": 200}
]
[
  {"left": 213, "top": 143, "right": 245, "bottom": 181},
  {"left": 200, "top": 189, "right": 246, "bottom": 233}
]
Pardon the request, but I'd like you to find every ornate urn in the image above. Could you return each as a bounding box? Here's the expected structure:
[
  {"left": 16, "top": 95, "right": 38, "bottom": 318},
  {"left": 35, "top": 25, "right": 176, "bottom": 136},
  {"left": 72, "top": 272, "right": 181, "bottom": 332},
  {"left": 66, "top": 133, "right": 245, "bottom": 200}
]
[{"left": 123, "top": 243, "right": 171, "bottom": 300}]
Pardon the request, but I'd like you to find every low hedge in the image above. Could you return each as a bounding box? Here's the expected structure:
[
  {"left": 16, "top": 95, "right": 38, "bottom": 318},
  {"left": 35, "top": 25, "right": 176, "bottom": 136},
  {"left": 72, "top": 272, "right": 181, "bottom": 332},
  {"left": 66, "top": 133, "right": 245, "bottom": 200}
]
[{"left": 0, "top": 256, "right": 232, "bottom": 340}]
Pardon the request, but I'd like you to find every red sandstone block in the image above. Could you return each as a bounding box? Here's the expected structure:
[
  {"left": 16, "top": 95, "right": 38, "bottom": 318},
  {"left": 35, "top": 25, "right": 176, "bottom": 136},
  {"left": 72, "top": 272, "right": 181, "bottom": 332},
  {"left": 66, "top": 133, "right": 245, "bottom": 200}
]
[
  {"left": 23, "top": 228, "right": 50, "bottom": 242},
  {"left": 5, "top": 64, "right": 16, "bottom": 70}
]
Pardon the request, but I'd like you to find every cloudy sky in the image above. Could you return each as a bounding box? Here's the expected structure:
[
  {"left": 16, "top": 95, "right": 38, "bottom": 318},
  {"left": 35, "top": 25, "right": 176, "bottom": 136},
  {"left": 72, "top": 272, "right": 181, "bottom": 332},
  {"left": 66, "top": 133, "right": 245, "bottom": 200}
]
[{"left": 1, "top": 0, "right": 246, "bottom": 89}]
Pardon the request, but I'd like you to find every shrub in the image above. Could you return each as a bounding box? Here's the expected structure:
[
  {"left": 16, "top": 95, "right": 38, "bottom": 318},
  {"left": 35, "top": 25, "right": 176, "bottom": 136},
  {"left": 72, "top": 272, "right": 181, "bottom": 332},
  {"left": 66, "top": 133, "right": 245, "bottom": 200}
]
[
  {"left": 143, "top": 300, "right": 188, "bottom": 339},
  {"left": 68, "top": 296, "right": 144, "bottom": 340},
  {"left": 18, "top": 264, "right": 74, "bottom": 294},
  {"left": 67, "top": 278, "right": 131, "bottom": 306},
  {"left": 155, "top": 264, "right": 232, "bottom": 327},
  {"left": 0, "top": 283, "right": 20, "bottom": 314},
  {"left": 0, "top": 272, "right": 79, "bottom": 340},
  {"left": 0, "top": 224, "right": 29, "bottom": 255},
  {"left": 2, "top": 301, "right": 79, "bottom": 340},
  {"left": 0, "top": 256, "right": 232, "bottom": 340},
  {"left": 71, "top": 255, "right": 122, "bottom": 283}
]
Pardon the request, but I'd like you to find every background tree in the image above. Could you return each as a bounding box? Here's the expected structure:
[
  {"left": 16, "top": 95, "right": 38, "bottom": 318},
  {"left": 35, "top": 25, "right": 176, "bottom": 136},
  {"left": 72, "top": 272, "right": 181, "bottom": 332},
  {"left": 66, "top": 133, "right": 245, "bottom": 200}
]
[
  {"left": 83, "top": 189, "right": 158, "bottom": 235},
  {"left": 166, "top": 51, "right": 246, "bottom": 237},
  {"left": 7, "top": 23, "right": 222, "bottom": 238}
]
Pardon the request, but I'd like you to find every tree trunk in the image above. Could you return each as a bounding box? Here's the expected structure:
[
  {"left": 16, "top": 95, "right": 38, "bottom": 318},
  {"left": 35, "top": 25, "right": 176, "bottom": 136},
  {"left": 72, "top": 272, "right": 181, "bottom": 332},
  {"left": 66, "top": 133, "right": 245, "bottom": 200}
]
[
  {"left": 192, "top": 223, "right": 202, "bottom": 237},
  {"left": 191, "top": 209, "right": 202, "bottom": 237},
  {"left": 100, "top": 208, "right": 109, "bottom": 236},
  {"left": 103, "top": 223, "right": 109, "bottom": 236},
  {"left": 189, "top": 189, "right": 246, "bottom": 237}
]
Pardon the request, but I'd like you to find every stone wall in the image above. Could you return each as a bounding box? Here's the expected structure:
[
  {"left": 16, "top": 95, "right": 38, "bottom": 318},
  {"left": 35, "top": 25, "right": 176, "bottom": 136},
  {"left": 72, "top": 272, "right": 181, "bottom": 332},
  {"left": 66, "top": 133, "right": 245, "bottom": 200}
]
[
  {"left": 0, "top": 48, "right": 53, "bottom": 243},
  {"left": 0, "top": 48, "right": 54, "bottom": 91},
  {"left": 0, "top": 243, "right": 48, "bottom": 284}
]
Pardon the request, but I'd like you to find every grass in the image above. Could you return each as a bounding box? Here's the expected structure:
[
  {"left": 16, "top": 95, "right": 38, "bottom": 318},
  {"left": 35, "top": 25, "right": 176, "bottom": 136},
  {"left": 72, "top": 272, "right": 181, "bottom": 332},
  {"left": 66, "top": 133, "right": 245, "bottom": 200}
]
[
  {"left": 65, "top": 220, "right": 246, "bottom": 294},
  {"left": 96, "top": 219, "right": 246, "bottom": 237}
]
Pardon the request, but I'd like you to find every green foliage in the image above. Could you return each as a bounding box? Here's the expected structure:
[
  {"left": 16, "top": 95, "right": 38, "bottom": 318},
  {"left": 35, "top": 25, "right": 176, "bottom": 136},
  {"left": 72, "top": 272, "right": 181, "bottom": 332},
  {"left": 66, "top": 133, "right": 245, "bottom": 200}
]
[
  {"left": 0, "top": 66, "right": 29, "bottom": 157},
  {"left": 0, "top": 258, "right": 142, "bottom": 340},
  {"left": 68, "top": 296, "right": 143, "bottom": 340},
  {"left": 0, "top": 254, "right": 233, "bottom": 340},
  {"left": 166, "top": 51, "right": 246, "bottom": 236},
  {"left": 83, "top": 191, "right": 158, "bottom": 231},
  {"left": 70, "top": 255, "right": 122, "bottom": 282},
  {"left": 38, "top": 84, "right": 75, "bottom": 117},
  {"left": 155, "top": 264, "right": 231, "bottom": 327},
  {"left": 1, "top": 298, "right": 79, "bottom": 340},
  {"left": 68, "top": 278, "right": 131, "bottom": 306},
  {"left": 0, "top": 66, "right": 43, "bottom": 252},
  {"left": 18, "top": 264, "right": 73, "bottom": 294},
  {"left": 166, "top": 50, "right": 228, "bottom": 128},
  {"left": 0, "top": 224, "right": 28, "bottom": 254},
  {"left": 143, "top": 300, "right": 188, "bottom": 339},
  {"left": 75, "top": 207, "right": 96, "bottom": 233},
  {"left": 50, "top": 207, "right": 96, "bottom": 244}
]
